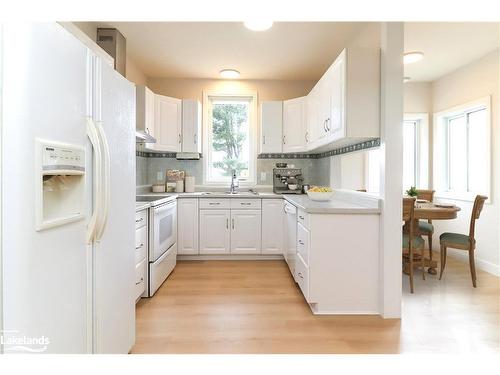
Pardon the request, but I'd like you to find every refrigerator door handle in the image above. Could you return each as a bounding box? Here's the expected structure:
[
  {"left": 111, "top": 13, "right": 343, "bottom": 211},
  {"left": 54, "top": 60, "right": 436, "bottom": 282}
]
[
  {"left": 86, "top": 117, "right": 102, "bottom": 244},
  {"left": 95, "top": 121, "right": 111, "bottom": 241}
]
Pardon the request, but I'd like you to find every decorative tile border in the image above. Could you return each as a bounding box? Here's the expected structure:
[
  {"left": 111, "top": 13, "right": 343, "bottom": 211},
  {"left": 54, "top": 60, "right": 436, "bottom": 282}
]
[
  {"left": 258, "top": 138, "right": 380, "bottom": 159},
  {"left": 258, "top": 153, "right": 319, "bottom": 159},
  {"left": 136, "top": 151, "right": 201, "bottom": 158},
  {"left": 315, "top": 138, "right": 380, "bottom": 158},
  {"left": 137, "top": 139, "right": 380, "bottom": 159}
]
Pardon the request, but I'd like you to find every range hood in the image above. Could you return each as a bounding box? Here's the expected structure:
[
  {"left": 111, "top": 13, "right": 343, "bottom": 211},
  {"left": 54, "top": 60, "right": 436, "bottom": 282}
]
[
  {"left": 135, "top": 130, "right": 157, "bottom": 144},
  {"left": 176, "top": 152, "right": 200, "bottom": 160}
]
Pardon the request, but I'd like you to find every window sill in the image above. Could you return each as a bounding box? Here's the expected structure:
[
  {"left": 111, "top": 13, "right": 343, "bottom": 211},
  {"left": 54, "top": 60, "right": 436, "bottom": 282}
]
[{"left": 435, "top": 191, "right": 490, "bottom": 204}]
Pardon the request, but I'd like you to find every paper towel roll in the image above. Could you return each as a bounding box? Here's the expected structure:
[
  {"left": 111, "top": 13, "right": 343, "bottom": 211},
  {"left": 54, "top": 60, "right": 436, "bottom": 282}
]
[{"left": 185, "top": 176, "right": 195, "bottom": 193}]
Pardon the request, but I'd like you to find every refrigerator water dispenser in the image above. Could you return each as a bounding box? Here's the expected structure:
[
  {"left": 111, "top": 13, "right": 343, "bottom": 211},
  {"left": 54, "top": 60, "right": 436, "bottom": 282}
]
[{"left": 36, "top": 139, "right": 86, "bottom": 231}]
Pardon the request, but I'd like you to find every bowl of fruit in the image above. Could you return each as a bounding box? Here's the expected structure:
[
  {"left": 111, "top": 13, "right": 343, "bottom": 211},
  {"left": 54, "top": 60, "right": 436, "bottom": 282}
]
[{"left": 306, "top": 186, "right": 334, "bottom": 201}]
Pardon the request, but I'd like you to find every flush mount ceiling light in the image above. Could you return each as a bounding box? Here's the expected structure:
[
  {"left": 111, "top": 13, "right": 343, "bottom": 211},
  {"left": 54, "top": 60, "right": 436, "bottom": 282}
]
[
  {"left": 404, "top": 51, "right": 424, "bottom": 64},
  {"left": 403, "top": 77, "right": 411, "bottom": 83},
  {"left": 243, "top": 20, "right": 274, "bottom": 31},
  {"left": 219, "top": 69, "right": 240, "bottom": 79}
]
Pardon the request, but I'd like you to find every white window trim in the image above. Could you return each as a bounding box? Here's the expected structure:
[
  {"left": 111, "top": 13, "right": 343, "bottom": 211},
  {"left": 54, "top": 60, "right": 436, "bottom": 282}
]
[
  {"left": 433, "top": 96, "right": 491, "bottom": 202},
  {"left": 404, "top": 113, "right": 429, "bottom": 189},
  {"left": 202, "top": 90, "right": 258, "bottom": 187}
]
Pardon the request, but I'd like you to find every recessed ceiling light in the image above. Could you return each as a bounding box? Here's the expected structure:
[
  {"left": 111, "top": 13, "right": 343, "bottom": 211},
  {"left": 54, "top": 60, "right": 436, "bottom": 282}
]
[
  {"left": 404, "top": 52, "right": 424, "bottom": 64},
  {"left": 243, "top": 20, "right": 273, "bottom": 31},
  {"left": 219, "top": 69, "right": 240, "bottom": 79},
  {"left": 404, "top": 77, "right": 411, "bottom": 83}
]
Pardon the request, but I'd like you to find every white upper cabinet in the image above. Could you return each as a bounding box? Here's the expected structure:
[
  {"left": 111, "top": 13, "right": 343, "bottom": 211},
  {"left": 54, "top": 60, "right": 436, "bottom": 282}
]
[
  {"left": 261, "top": 199, "right": 284, "bottom": 255},
  {"left": 307, "top": 47, "right": 379, "bottom": 152},
  {"left": 283, "top": 96, "right": 307, "bottom": 153},
  {"left": 260, "top": 101, "right": 283, "bottom": 154},
  {"left": 136, "top": 85, "right": 156, "bottom": 141},
  {"left": 155, "top": 94, "right": 182, "bottom": 152},
  {"left": 181, "top": 99, "right": 202, "bottom": 153}
]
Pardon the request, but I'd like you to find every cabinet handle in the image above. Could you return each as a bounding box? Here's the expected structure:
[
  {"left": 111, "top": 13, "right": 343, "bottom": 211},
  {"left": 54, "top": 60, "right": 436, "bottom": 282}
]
[
  {"left": 135, "top": 277, "right": 144, "bottom": 285},
  {"left": 135, "top": 243, "right": 144, "bottom": 250},
  {"left": 305, "top": 131, "right": 309, "bottom": 143},
  {"left": 226, "top": 218, "right": 229, "bottom": 229},
  {"left": 178, "top": 133, "right": 182, "bottom": 144},
  {"left": 298, "top": 272, "right": 303, "bottom": 279},
  {"left": 232, "top": 218, "right": 235, "bottom": 230},
  {"left": 299, "top": 215, "right": 304, "bottom": 220},
  {"left": 326, "top": 118, "right": 331, "bottom": 131},
  {"left": 262, "top": 135, "right": 266, "bottom": 145},
  {"left": 298, "top": 240, "right": 304, "bottom": 245},
  {"left": 194, "top": 134, "right": 197, "bottom": 144},
  {"left": 135, "top": 217, "right": 144, "bottom": 223},
  {"left": 240, "top": 202, "right": 251, "bottom": 206},
  {"left": 282, "top": 135, "right": 286, "bottom": 145},
  {"left": 323, "top": 120, "right": 327, "bottom": 132},
  {"left": 209, "top": 202, "right": 220, "bottom": 205}
]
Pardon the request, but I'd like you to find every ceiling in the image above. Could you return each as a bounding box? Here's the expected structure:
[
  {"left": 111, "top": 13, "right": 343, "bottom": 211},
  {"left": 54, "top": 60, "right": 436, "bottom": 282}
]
[
  {"left": 82, "top": 22, "right": 499, "bottom": 83},
  {"left": 87, "top": 22, "right": 364, "bottom": 80},
  {"left": 404, "top": 22, "right": 500, "bottom": 82}
]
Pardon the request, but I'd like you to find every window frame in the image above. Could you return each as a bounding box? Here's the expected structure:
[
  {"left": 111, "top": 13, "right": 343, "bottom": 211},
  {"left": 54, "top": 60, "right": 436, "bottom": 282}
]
[
  {"left": 403, "top": 113, "right": 429, "bottom": 190},
  {"left": 433, "top": 96, "right": 491, "bottom": 202},
  {"left": 202, "top": 90, "right": 258, "bottom": 186}
]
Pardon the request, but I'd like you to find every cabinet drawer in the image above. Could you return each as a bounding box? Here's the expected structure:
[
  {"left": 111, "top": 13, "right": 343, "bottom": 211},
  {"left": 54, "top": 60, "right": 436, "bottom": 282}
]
[
  {"left": 135, "top": 225, "right": 148, "bottom": 264},
  {"left": 135, "top": 209, "right": 147, "bottom": 229},
  {"left": 134, "top": 258, "right": 147, "bottom": 301},
  {"left": 295, "top": 253, "right": 309, "bottom": 301},
  {"left": 230, "top": 199, "right": 262, "bottom": 209},
  {"left": 297, "top": 209, "right": 309, "bottom": 229},
  {"left": 297, "top": 222, "right": 310, "bottom": 266},
  {"left": 199, "top": 199, "right": 231, "bottom": 209}
]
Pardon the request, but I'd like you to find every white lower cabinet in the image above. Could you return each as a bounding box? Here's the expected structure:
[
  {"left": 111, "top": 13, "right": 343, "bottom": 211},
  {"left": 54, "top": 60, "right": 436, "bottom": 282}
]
[
  {"left": 177, "top": 198, "right": 199, "bottom": 255},
  {"left": 199, "top": 209, "right": 231, "bottom": 254},
  {"left": 261, "top": 199, "right": 284, "bottom": 255},
  {"left": 230, "top": 210, "right": 262, "bottom": 254},
  {"left": 135, "top": 208, "right": 148, "bottom": 302}
]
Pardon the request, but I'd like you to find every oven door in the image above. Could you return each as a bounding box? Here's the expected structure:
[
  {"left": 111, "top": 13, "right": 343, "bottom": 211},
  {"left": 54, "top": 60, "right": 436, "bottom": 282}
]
[{"left": 151, "top": 200, "right": 177, "bottom": 262}]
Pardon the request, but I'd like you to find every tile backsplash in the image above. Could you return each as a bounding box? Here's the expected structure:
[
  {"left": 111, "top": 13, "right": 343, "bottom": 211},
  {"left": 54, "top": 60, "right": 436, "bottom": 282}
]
[{"left": 136, "top": 156, "right": 331, "bottom": 187}]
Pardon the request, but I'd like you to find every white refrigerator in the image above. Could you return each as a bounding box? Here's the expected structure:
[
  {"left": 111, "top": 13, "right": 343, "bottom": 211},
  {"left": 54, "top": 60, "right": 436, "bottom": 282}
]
[{"left": 1, "top": 23, "right": 136, "bottom": 353}]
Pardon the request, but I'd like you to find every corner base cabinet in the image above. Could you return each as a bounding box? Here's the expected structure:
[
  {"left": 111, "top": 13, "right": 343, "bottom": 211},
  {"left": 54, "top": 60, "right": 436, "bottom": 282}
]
[{"left": 291, "top": 207, "right": 381, "bottom": 315}]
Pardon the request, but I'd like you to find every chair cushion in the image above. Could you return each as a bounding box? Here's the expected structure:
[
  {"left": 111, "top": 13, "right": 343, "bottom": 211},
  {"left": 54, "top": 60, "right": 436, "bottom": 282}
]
[
  {"left": 439, "top": 232, "right": 473, "bottom": 246},
  {"left": 402, "top": 234, "right": 425, "bottom": 249},
  {"left": 418, "top": 220, "right": 434, "bottom": 234}
]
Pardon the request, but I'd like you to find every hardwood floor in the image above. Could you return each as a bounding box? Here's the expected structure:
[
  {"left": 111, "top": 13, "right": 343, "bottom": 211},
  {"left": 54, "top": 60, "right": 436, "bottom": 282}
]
[{"left": 132, "top": 256, "right": 500, "bottom": 354}]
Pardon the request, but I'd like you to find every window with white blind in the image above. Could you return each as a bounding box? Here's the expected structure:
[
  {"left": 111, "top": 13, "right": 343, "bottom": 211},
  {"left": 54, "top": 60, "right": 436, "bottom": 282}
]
[{"left": 433, "top": 97, "right": 490, "bottom": 201}]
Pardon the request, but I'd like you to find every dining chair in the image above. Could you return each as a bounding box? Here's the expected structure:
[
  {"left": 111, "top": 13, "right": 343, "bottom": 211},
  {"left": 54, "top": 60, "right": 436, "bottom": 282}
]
[
  {"left": 416, "top": 189, "right": 435, "bottom": 269},
  {"left": 439, "top": 195, "right": 488, "bottom": 287},
  {"left": 402, "top": 197, "right": 426, "bottom": 293}
]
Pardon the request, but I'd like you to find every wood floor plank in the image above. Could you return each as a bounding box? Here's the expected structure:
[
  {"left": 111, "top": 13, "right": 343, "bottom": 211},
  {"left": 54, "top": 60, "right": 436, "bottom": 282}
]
[{"left": 132, "top": 256, "right": 500, "bottom": 354}]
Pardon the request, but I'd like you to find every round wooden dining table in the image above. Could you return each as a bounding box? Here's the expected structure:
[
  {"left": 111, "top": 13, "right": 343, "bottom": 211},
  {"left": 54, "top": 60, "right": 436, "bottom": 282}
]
[{"left": 406, "top": 201, "right": 461, "bottom": 275}]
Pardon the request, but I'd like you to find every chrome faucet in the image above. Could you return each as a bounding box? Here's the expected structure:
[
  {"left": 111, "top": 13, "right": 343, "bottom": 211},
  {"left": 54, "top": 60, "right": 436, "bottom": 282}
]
[{"left": 229, "top": 169, "right": 239, "bottom": 194}]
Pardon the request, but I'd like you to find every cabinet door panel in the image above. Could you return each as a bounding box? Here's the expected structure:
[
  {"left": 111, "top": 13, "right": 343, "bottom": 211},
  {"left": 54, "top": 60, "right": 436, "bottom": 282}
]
[
  {"left": 283, "top": 96, "right": 307, "bottom": 153},
  {"left": 155, "top": 95, "right": 182, "bottom": 152},
  {"left": 182, "top": 99, "right": 201, "bottom": 153},
  {"left": 261, "top": 199, "right": 284, "bottom": 254},
  {"left": 230, "top": 210, "right": 261, "bottom": 254},
  {"left": 260, "top": 101, "right": 283, "bottom": 153},
  {"left": 199, "top": 210, "right": 230, "bottom": 254},
  {"left": 328, "top": 54, "right": 346, "bottom": 141},
  {"left": 177, "top": 198, "right": 199, "bottom": 255}
]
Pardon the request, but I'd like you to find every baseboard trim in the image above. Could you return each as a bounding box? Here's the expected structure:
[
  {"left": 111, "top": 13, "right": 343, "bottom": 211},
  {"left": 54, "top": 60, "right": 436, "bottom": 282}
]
[
  {"left": 177, "top": 255, "right": 284, "bottom": 261},
  {"left": 446, "top": 251, "right": 500, "bottom": 277}
]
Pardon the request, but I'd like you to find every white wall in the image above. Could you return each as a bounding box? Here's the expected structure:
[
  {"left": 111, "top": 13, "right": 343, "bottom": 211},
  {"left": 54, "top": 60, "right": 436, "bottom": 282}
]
[
  {"left": 432, "top": 50, "right": 500, "bottom": 276},
  {"left": 404, "top": 50, "right": 500, "bottom": 276}
]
